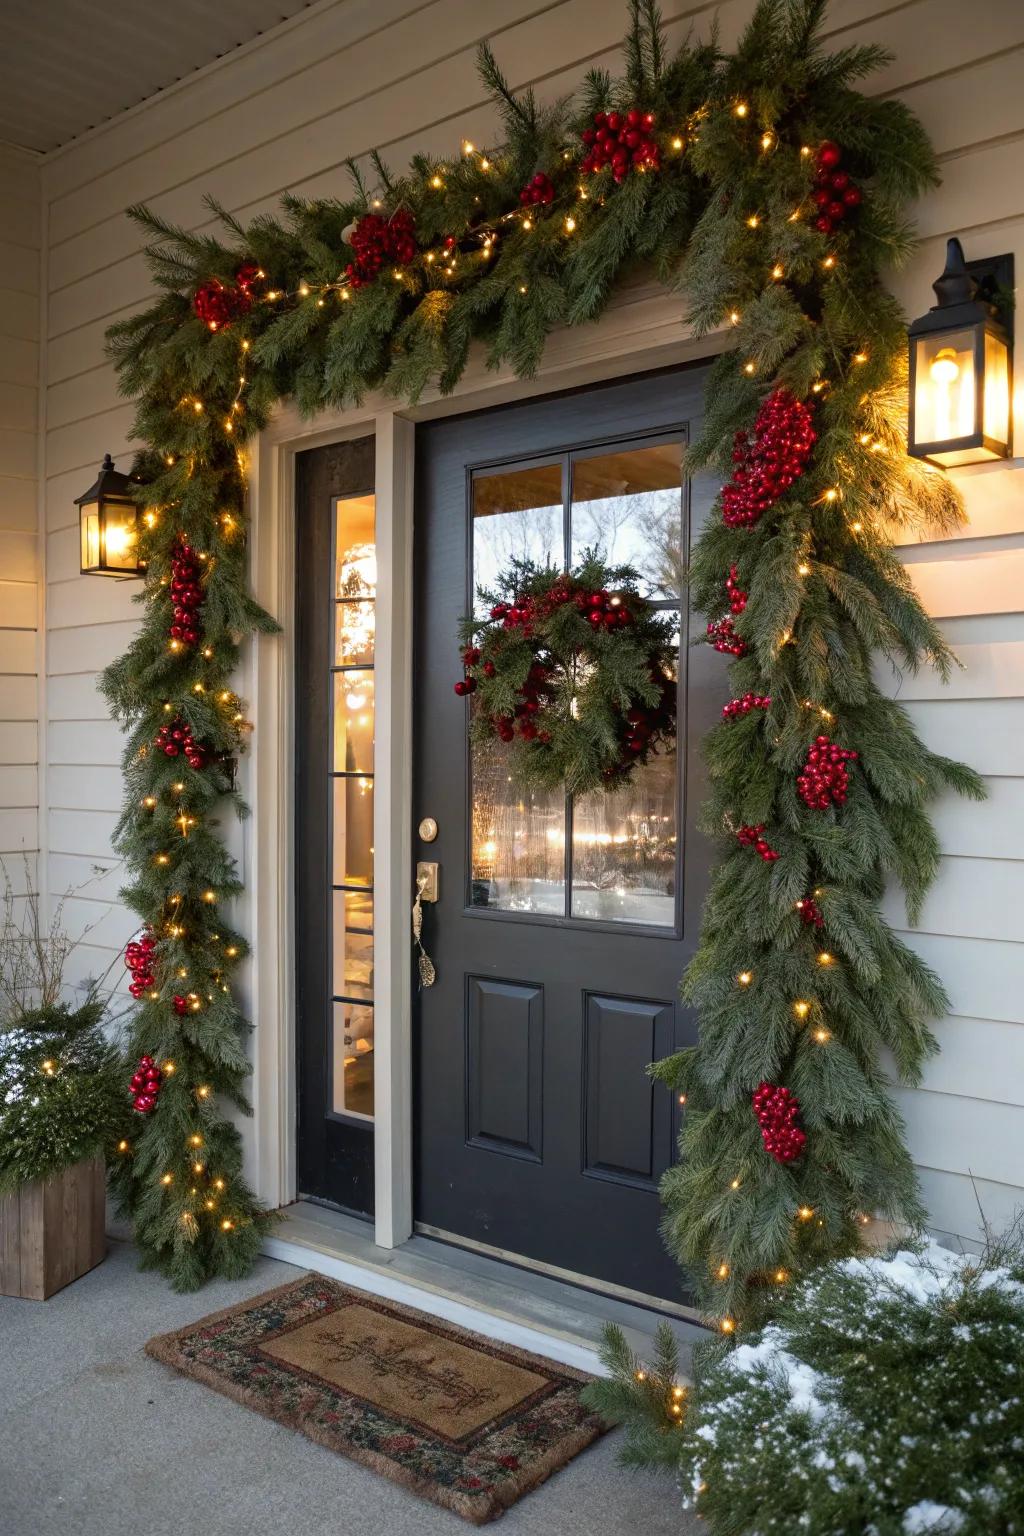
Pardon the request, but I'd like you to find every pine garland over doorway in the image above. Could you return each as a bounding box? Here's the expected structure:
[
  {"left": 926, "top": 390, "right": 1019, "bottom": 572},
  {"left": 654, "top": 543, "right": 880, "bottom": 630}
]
[{"left": 102, "top": 0, "right": 983, "bottom": 1297}]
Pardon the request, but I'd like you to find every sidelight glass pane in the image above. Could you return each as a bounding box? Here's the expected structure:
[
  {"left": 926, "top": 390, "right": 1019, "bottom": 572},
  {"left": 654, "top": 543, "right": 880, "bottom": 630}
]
[
  {"left": 335, "top": 495, "right": 377, "bottom": 598},
  {"left": 472, "top": 460, "right": 563, "bottom": 613},
  {"left": 332, "top": 776, "right": 374, "bottom": 886},
  {"left": 571, "top": 745, "right": 678, "bottom": 925},
  {"left": 335, "top": 600, "right": 375, "bottom": 665},
  {"left": 571, "top": 442, "right": 683, "bottom": 600},
  {"left": 333, "top": 669, "right": 375, "bottom": 772},
  {"left": 332, "top": 1000, "right": 374, "bottom": 1119},
  {"left": 471, "top": 734, "right": 565, "bottom": 914},
  {"left": 332, "top": 889, "right": 374, "bottom": 1000}
]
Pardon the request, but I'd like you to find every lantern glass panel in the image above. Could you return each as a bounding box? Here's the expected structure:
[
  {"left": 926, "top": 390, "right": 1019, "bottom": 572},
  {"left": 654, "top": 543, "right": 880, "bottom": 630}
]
[
  {"left": 913, "top": 327, "right": 976, "bottom": 449},
  {"left": 983, "top": 328, "right": 1011, "bottom": 451},
  {"left": 80, "top": 504, "right": 101, "bottom": 571},
  {"left": 101, "top": 499, "right": 141, "bottom": 572}
]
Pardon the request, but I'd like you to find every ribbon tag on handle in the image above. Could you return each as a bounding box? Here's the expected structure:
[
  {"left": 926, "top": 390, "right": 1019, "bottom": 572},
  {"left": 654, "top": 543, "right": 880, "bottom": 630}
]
[{"left": 412, "top": 875, "right": 436, "bottom": 989}]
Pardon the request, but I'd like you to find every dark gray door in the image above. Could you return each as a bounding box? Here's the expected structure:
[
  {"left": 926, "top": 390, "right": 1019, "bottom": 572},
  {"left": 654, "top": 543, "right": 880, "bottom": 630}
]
[{"left": 413, "top": 367, "right": 720, "bottom": 1304}]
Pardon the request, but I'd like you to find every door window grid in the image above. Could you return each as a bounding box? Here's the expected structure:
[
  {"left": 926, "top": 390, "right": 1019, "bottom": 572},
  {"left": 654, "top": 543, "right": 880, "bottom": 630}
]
[
  {"left": 468, "top": 435, "right": 684, "bottom": 931},
  {"left": 330, "top": 493, "right": 376, "bottom": 1122}
]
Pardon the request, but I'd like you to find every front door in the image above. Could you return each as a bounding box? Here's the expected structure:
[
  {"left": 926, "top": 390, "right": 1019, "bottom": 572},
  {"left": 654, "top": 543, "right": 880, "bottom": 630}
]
[{"left": 413, "top": 367, "right": 720, "bottom": 1304}]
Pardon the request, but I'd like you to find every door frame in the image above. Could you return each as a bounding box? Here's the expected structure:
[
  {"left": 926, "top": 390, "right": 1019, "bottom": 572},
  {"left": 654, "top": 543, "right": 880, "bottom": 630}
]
[{"left": 243, "top": 277, "right": 728, "bottom": 1250}]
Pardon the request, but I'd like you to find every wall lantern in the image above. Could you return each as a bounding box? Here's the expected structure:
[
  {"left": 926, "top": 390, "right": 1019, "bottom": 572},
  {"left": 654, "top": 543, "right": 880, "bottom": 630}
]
[
  {"left": 908, "top": 237, "right": 1014, "bottom": 467},
  {"left": 76, "top": 454, "right": 146, "bottom": 577}
]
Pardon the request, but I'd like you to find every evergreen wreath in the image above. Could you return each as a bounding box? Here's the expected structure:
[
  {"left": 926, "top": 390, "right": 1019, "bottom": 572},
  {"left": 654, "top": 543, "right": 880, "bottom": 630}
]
[
  {"left": 456, "top": 554, "right": 677, "bottom": 797},
  {"left": 102, "top": 0, "right": 983, "bottom": 1296}
]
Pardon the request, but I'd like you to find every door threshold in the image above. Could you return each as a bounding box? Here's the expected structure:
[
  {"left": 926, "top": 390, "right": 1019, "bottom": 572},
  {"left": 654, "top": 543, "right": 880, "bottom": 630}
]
[
  {"left": 263, "top": 1200, "right": 706, "bottom": 1377},
  {"left": 415, "top": 1222, "right": 699, "bottom": 1320}
]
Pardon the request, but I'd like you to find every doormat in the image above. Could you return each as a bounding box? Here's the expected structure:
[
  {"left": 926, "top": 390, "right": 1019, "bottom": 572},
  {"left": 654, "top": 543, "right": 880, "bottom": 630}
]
[{"left": 145, "top": 1272, "right": 608, "bottom": 1524}]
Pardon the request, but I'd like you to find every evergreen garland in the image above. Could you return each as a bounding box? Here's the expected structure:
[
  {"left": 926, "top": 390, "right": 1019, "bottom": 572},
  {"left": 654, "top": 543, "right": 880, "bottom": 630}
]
[{"left": 103, "top": 0, "right": 982, "bottom": 1294}]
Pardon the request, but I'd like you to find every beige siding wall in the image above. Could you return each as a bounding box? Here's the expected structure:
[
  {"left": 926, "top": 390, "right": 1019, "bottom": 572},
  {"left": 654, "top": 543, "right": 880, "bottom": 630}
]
[
  {"left": 35, "top": 0, "right": 1024, "bottom": 1241},
  {"left": 0, "top": 142, "right": 40, "bottom": 888}
]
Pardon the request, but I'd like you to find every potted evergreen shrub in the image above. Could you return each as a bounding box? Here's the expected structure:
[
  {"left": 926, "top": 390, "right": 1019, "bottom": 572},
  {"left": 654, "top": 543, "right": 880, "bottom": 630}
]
[{"left": 0, "top": 871, "right": 127, "bottom": 1299}]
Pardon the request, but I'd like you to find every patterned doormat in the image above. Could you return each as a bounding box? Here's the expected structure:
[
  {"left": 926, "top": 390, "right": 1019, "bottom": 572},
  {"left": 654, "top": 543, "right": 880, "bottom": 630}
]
[{"left": 146, "top": 1272, "right": 608, "bottom": 1524}]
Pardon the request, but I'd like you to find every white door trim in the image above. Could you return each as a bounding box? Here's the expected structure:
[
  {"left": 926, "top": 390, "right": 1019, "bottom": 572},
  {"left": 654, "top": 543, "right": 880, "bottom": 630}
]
[{"left": 244, "top": 279, "right": 724, "bottom": 1249}]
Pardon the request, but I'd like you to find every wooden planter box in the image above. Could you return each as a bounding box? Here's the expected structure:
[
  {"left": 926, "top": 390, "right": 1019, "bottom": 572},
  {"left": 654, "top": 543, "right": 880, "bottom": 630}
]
[{"left": 0, "top": 1155, "right": 107, "bottom": 1300}]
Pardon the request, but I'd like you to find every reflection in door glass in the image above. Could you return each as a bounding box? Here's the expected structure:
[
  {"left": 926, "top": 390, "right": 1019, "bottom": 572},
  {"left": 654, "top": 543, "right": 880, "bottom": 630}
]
[
  {"left": 471, "top": 460, "right": 562, "bottom": 614},
  {"left": 571, "top": 747, "right": 677, "bottom": 925},
  {"left": 331, "top": 492, "right": 376, "bottom": 1120},
  {"left": 571, "top": 442, "right": 683, "bottom": 600},
  {"left": 471, "top": 734, "right": 565, "bottom": 913}
]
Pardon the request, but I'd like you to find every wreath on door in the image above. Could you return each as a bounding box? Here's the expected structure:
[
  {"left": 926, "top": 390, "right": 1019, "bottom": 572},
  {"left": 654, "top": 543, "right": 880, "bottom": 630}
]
[{"left": 455, "top": 553, "right": 676, "bottom": 796}]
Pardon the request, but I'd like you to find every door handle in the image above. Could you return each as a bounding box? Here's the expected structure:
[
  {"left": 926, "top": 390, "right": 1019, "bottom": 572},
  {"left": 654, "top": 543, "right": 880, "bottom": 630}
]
[{"left": 412, "top": 872, "right": 436, "bottom": 989}]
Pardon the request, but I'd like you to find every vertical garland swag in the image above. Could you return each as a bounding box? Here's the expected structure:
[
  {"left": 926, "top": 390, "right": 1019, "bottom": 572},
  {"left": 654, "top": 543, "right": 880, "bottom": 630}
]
[{"left": 103, "top": 0, "right": 983, "bottom": 1298}]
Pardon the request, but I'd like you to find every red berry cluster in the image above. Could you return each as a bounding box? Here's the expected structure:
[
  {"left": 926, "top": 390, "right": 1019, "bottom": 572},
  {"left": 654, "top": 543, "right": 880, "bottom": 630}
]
[
  {"left": 129, "top": 1055, "right": 163, "bottom": 1115},
  {"left": 722, "top": 389, "right": 817, "bottom": 529},
  {"left": 707, "top": 617, "right": 746, "bottom": 657},
  {"left": 454, "top": 645, "right": 481, "bottom": 697},
  {"left": 345, "top": 209, "right": 417, "bottom": 287},
  {"left": 736, "top": 823, "right": 779, "bottom": 861},
  {"left": 192, "top": 263, "right": 262, "bottom": 331},
  {"left": 620, "top": 671, "right": 674, "bottom": 759},
  {"left": 797, "top": 735, "right": 858, "bottom": 810},
  {"left": 519, "top": 172, "right": 555, "bottom": 208},
  {"left": 812, "top": 141, "right": 862, "bottom": 237},
  {"left": 169, "top": 539, "right": 204, "bottom": 648},
  {"left": 124, "top": 928, "right": 157, "bottom": 1000},
  {"left": 726, "top": 565, "right": 747, "bottom": 614},
  {"left": 722, "top": 692, "right": 771, "bottom": 721},
  {"left": 501, "top": 661, "right": 556, "bottom": 744},
  {"left": 796, "top": 895, "right": 825, "bottom": 928},
  {"left": 580, "top": 588, "right": 634, "bottom": 632},
  {"left": 581, "top": 108, "right": 660, "bottom": 182},
  {"left": 752, "top": 1081, "right": 806, "bottom": 1164},
  {"left": 154, "top": 717, "right": 210, "bottom": 770},
  {"left": 172, "top": 995, "right": 191, "bottom": 1016}
]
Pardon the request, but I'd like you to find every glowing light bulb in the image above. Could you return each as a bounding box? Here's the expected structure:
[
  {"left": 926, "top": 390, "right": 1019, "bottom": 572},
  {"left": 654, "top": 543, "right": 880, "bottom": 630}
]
[
  {"left": 717, "top": 1262, "right": 729, "bottom": 1279},
  {"left": 798, "top": 1205, "right": 814, "bottom": 1221},
  {"left": 734, "top": 102, "right": 748, "bottom": 117},
  {"left": 737, "top": 971, "right": 753, "bottom": 986},
  {"left": 817, "top": 952, "right": 834, "bottom": 966},
  {"left": 118, "top": 1139, "right": 130, "bottom": 1153},
  {"left": 720, "top": 1317, "right": 736, "bottom": 1333},
  {"left": 793, "top": 1000, "right": 811, "bottom": 1019}
]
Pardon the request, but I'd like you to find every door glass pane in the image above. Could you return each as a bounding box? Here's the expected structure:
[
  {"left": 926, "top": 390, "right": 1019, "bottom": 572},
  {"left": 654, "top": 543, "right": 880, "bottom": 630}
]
[
  {"left": 471, "top": 735, "right": 565, "bottom": 914},
  {"left": 333, "top": 670, "right": 374, "bottom": 772},
  {"left": 472, "top": 460, "right": 563, "bottom": 615},
  {"left": 333, "top": 776, "right": 373, "bottom": 886},
  {"left": 335, "top": 600, "right": 375, "bottom": 665},
  {"left": 332, "top": 889, "right": 373, "bottom": 1000},
  {"left": 332, "top": 1000, "right": 374, "bottom": 1119},
  {"left": 571, "top": 746, "right": 678, "bottom": 925},
  {"left": 571, "top": 442, "right": 683, "bottom": 600},
  {"left": 335, "top": 495, "right": 377, "bottom": 598}
]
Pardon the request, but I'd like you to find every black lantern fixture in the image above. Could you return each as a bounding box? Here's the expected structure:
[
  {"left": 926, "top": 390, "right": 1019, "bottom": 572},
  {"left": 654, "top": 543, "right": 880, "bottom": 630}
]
[
  {"left": 907, "top": 237, "right": 1013, "bottom": 467},
  {"left": 76, "top": 454, "right": 145, "bottom": 577}
]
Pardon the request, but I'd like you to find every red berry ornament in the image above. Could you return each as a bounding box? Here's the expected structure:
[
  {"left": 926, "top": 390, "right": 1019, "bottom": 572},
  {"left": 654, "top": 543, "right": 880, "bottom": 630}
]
[
  {"left": 129, "top": 1053, "right": 164, "bottom": 1115},
  {"left": 796, "top": 736, "right": 858, "bottom": 810},
  {"left": 796, "top": 895, "right": 825, "bottom": 929},
  {"left": 193, "top": 280, "right": 237, "bottom": 331},
  {"left": 124, "top": 927, "right": 158, "bottom": 1000},
  {"left": 726, "top": 565, "right": 747, "bottom": 614},
  {"left": 345, "top": 209, "right": 418, "bottom": 288},
  {"left": 154, "top": 716, "right": 210, "bottom": 771},
  {"left": 722, "top": 388, "right": 816, "bottom": 529},
  {"left": 168, "top": 538, "right": 204, "bottom": 648},
  {"left": 752, "top": 1082, "right": 806, "bottom": 1164},
  {"left": 722, "top": 692, "right": 771, "bottom": 721},
  {"left": 519, "top": 172, "right": 555, "bottom": 207},
  {"left": 706, "top": 617, "right": 747, "bottom": 657},
  {"left": 581, "top": 108, "right": 660, "bottom": 183},
  {"left": 810, "top": 142, "right": 863, "bottom": 237},
  {"left": 736, "top": 823, "right": 780, "bottom": 861}
]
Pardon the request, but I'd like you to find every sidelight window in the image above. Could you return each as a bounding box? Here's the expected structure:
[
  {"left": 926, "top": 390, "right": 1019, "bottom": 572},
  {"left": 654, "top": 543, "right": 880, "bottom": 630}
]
[
  {"left": 330, "top": 493, "right": 376, "bottom": 1119},
  {"left": 469, "top": 436, "right": 684, "bottom": 930}
]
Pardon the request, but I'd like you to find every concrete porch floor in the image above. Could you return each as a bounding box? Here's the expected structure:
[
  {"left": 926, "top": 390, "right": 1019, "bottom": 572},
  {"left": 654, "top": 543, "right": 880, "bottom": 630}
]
[{"left": 0, "top": 1238, "right": 697, "bottom": 1536}]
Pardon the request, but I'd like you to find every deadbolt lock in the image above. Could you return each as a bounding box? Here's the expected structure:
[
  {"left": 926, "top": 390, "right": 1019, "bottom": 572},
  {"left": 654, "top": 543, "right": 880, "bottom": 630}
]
[
  {"left": 418, "top": 816, "right": 438, "bottom": 843},
  {"left": 416, "top": 861, "right": 439, "bottom": 902}
]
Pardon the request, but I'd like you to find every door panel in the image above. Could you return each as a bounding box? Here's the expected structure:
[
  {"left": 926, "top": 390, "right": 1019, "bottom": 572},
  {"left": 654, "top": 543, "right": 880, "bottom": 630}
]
[{"left": 413, "top": 367, "right": 721, "bottom": 1303}]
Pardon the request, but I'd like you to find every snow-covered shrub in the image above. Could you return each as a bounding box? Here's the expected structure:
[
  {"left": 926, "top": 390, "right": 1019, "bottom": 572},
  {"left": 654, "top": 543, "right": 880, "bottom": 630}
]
[{"left": 681, "top": 1238, "right": 1024, "bottom": 1536}]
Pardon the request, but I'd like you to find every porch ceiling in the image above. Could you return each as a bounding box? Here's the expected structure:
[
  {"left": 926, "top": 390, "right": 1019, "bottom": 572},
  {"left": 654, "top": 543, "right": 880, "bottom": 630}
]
[{"left": 0, "top": 0, "right": 315, "bottom": 154}]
